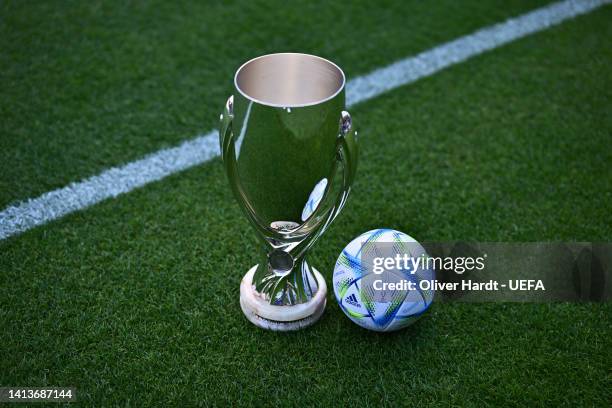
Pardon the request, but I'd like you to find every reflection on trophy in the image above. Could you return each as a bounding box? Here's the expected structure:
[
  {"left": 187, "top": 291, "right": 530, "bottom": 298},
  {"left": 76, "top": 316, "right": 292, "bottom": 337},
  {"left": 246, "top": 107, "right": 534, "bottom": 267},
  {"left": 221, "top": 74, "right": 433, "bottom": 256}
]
[{"left": 219, "top": 53, "right": 358, "bottom": 330}]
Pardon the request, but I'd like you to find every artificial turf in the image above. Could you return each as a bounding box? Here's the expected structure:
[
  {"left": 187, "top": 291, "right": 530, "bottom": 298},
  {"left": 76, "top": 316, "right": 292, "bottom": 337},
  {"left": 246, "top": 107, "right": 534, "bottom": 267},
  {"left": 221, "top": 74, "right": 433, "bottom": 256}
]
[{"left": 1, "top": 1, "right": 611, "bottom": 406}]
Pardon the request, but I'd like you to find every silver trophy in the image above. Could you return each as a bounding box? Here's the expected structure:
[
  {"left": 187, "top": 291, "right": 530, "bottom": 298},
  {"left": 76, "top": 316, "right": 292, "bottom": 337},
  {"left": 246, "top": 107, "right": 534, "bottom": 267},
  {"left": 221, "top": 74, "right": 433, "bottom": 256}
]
[{"left": 219, "top": 53, "right": 358, "bottom": 330}]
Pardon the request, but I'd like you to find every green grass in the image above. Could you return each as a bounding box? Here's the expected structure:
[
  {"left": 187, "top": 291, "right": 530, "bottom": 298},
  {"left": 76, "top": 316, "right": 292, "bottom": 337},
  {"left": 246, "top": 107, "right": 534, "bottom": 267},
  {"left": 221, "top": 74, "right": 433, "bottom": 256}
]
[{"left": 1, "top": 1, "right": 611, "bottom": 406}]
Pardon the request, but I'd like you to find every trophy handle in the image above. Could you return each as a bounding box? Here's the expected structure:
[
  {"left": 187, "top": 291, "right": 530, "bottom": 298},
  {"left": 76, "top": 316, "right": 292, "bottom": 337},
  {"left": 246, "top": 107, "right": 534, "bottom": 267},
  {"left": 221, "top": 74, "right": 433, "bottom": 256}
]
[
  {"left": 220, "top": 95, "right": 304, "bottom": 243},
  {"left": 219, "top": 95, "right": 267, "bottom": 241},
  {"left": 336, "top": 110, "right": 359, "bottom": 207},
  {"left": 219, "top": 95, "right": 234, "bottom": 161}
]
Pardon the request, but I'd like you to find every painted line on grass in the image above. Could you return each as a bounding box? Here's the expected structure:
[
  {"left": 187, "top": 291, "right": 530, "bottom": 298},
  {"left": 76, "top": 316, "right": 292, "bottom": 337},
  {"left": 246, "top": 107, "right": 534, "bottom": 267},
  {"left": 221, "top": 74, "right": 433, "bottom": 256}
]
[{"left": 0, "top": 0, "right": 609, "bottom": 241}]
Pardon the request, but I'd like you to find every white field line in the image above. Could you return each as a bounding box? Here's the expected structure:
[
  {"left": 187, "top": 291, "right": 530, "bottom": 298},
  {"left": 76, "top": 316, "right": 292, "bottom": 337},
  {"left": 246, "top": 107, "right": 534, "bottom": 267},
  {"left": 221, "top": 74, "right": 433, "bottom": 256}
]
[{"left": 0, "top": 0, "right": 609, "bottom": 241}]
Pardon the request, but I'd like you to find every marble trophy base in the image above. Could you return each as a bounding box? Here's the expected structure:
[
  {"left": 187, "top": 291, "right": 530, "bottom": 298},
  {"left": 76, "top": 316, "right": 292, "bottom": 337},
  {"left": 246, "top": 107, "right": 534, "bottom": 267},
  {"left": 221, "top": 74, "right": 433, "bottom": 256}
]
[{"left": 239, "top": 265, "right": 327, "bottom": 331}]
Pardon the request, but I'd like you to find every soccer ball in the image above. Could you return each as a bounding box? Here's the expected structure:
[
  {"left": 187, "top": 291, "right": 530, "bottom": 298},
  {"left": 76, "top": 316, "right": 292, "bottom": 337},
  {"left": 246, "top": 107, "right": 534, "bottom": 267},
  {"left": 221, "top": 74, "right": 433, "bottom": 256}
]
[{"left": 333, "top": 229, "right": 435, "bottom": 332}]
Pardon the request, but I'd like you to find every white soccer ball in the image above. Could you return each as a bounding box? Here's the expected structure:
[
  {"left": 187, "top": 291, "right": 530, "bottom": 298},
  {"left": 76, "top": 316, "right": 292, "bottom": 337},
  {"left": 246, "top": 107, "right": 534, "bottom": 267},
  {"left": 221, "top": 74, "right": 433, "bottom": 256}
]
[{"left": 333, "top": 229, "right": 435, "bottom": 332}]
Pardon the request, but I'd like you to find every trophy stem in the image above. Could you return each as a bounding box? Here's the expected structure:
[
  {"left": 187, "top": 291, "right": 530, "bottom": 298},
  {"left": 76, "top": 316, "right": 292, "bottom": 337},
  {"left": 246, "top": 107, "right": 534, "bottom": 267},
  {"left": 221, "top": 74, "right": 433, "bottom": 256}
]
[
  {"left": 250, "top": 250, "right": 320, "bottom": 305},
  {"left": 239, "top": 263, "right": 327, "bottom": 331}
]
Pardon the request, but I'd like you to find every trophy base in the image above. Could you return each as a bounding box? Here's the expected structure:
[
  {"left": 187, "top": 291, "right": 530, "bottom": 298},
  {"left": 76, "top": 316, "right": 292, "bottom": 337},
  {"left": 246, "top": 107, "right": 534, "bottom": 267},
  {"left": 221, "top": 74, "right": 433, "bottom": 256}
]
[{"left": 239, "top": 265, "right": 327, "bottom": 331}]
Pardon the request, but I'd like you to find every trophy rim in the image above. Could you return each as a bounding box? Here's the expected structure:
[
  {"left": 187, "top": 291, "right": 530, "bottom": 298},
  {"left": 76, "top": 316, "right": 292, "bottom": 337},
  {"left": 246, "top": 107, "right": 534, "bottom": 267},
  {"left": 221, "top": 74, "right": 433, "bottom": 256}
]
[{"left": 234, "top": 52, "right": 346, "bottom": 108}]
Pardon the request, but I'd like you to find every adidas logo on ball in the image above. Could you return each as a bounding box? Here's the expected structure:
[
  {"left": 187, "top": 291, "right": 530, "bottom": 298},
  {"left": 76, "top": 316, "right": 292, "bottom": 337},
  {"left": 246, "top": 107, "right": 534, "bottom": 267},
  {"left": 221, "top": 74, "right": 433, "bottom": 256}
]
[{"left": 345, "top": 293, "right": 360, "bottom": 307}]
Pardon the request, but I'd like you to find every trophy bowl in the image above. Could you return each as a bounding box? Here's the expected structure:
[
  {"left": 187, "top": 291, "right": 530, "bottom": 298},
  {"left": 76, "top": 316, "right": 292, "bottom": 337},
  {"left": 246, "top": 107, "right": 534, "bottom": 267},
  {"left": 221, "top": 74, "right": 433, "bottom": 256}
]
[{"left": 219, "top": 53, "right": 358, "bottom": 330}]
